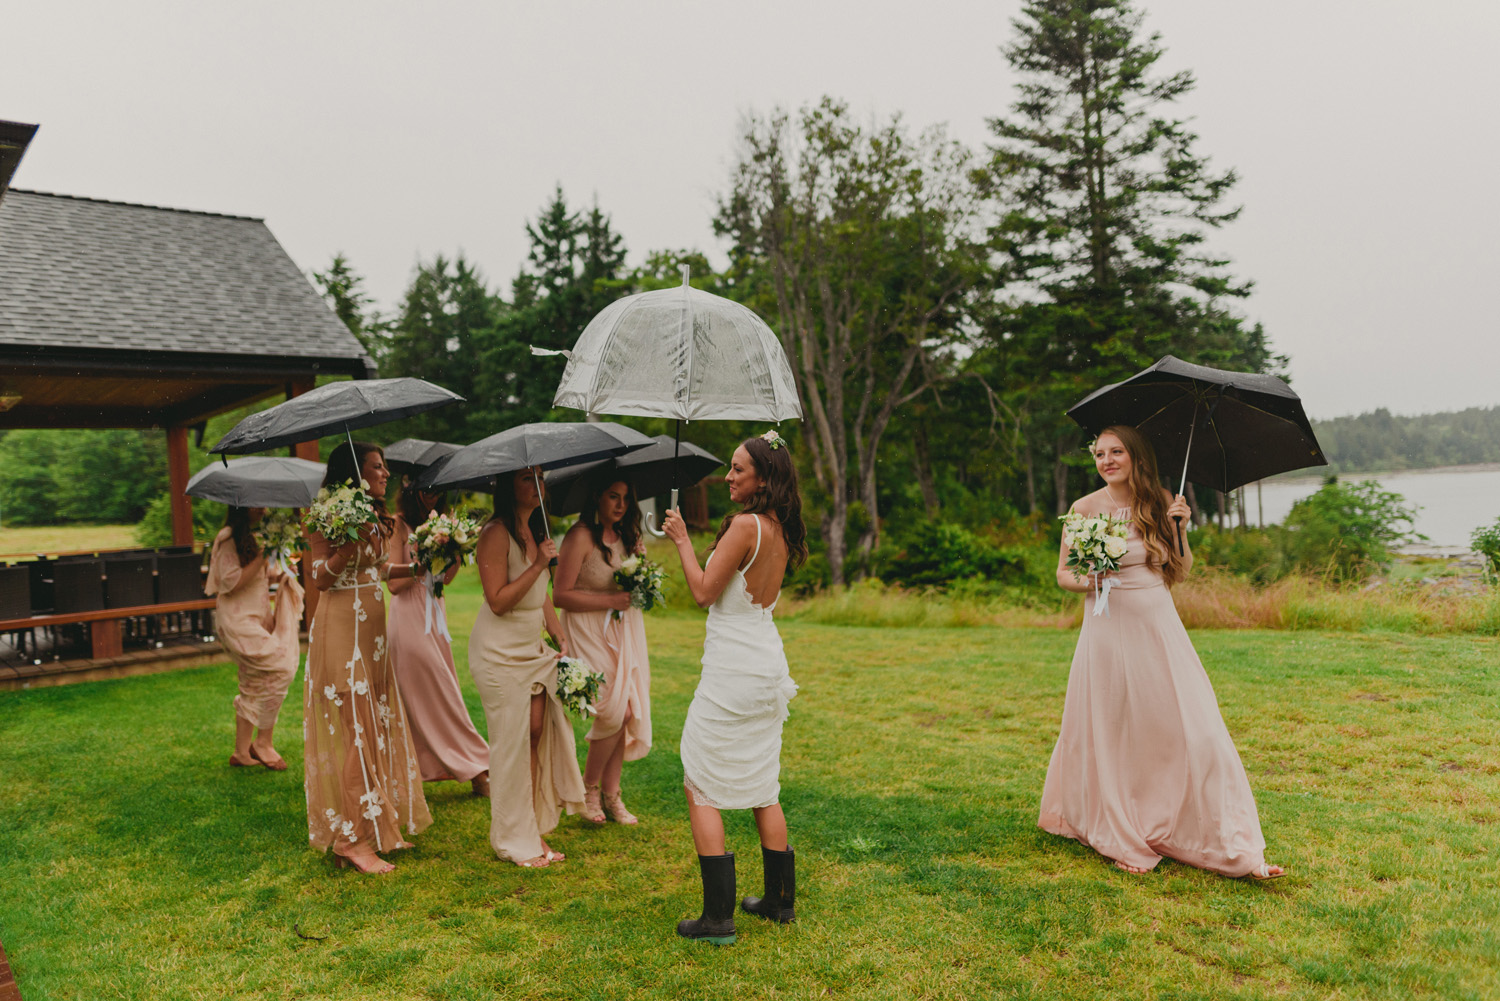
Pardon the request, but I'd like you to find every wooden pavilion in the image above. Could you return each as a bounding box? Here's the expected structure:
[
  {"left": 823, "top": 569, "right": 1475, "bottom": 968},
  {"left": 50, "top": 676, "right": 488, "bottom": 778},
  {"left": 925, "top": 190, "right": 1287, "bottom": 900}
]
[{"left": 0, "top": 184, "right": 373, "bottom": 681}]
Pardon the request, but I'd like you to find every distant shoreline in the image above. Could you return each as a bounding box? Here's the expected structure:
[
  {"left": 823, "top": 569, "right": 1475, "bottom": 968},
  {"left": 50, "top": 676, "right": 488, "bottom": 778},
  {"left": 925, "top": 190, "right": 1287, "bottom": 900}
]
[{"left": 1268, "top": 461, "right": 1500, "bottom": 485}]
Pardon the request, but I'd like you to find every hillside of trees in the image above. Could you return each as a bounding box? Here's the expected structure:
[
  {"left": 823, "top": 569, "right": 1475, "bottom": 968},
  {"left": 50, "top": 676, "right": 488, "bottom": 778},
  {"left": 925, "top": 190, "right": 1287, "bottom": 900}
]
[{"left": 1309, "top": 407, "right": 1500, "bottom": 475}]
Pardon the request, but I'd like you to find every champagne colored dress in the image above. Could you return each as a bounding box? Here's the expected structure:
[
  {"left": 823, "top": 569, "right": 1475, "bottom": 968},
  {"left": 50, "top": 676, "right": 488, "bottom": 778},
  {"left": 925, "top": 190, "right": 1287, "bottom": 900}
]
[
  {"left": 468, "top": 530, "right": 585, "bottom": 862},
  {"left": 680, "top": 516, "right": 798, "bottom": 810},
  {"left": 387, "top": 521, "right": 489, "bottom": 783},
  {"left": 563, "top": 536, "right": 652, "bottom": 760},
  {"left": 205, "top": 528, "right": 303, "bottom": 730},
  {"left": 304, "top": 530, "right": 432, "bottom": 856},
  {"left": 1038, "top": 510, "right": 1269, "bottom": 876}
]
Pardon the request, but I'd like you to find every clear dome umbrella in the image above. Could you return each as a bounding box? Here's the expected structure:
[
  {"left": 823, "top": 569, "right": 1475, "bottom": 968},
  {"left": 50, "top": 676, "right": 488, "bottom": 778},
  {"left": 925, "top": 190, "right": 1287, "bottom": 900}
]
[{"left": 539, "top": 266, "right": 801, "bottom": 533}]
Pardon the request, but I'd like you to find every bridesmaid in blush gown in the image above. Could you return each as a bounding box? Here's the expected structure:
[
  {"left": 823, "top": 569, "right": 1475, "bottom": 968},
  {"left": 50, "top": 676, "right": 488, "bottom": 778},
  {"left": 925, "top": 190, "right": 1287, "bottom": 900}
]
[
  {"left": 1038, "top": 424, "right": 1284, "bottom": 880},
  {"left": 304, "top": 442, "right": 432, "bottom": 875},
  {"left": 662, "top": 430, "right": 808, "bottom": 945},
  {"left": 553, "top": 473, "right": 653, "bottom": 826},
  {"left": 206, "top": 505, "right": 304, "bottom": 771},
  {"left": 387, "top": 483, "right": 490, "bottom": 798},
  {"left": 468, "top": 467, "right": 585, "bottom": 868}
]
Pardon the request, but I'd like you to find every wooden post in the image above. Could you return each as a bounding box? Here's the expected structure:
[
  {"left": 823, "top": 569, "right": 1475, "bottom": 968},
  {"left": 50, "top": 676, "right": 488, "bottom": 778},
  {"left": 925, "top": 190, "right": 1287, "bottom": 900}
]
[
  {"left": 166, "top": 426, "right": 193, "bottom": 546},
  {"left": 286, "top": 380, "right": 320, "bottom": 627}
]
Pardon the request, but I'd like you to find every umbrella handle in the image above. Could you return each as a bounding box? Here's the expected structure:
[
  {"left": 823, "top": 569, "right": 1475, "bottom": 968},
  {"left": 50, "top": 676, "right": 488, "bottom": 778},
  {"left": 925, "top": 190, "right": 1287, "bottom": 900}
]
[
  {"left": 1174, "top": 515, "right": 1184, "bottom": 556},
  {"left": 644, "top": 488, "right": 679, "bottom": 538}
]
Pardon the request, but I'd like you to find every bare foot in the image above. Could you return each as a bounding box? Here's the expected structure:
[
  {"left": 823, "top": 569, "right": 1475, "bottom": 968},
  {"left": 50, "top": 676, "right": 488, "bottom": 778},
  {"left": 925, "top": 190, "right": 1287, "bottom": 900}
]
[
  {"left": 517, "top": 854, "right": 551, "bottom": 868},
  {"left": 541, "top": 840, "right": 566, "bottom": 862},
  {"left": 249, "top": 744, "right": 288, "bottom": 771},
  {"left": 1114, "top": 860, "right": 1150, "bottom": 875},
  {"left": 335, "top": 852, "right": 394, "bottom": 874},
  {"left": 1249, "top": 863, "right": 1285, "bottom": 880}
]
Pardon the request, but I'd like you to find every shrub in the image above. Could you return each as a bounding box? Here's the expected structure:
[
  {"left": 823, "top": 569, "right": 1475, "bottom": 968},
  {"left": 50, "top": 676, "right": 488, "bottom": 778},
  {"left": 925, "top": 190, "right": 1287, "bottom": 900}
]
[
  {"left": 1187, "top": 524, "right": 1290, "bottom": 584},
  {"left": 134, "top": 492, "right": 225, "bottom": 547},
  {"left": 1281, "top": 479, "right": 1423, "bottom": 582},
  {"left": 874, "top": 521, "right": 1021, "bottom": 590},
  {"left": 1472, "top": 518, "right": 1500, "bottom": 586}
]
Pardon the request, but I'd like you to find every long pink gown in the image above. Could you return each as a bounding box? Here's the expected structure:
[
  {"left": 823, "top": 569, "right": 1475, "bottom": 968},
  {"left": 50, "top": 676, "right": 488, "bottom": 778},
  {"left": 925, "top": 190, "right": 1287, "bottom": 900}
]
[
  {"left": 387, "top": 521, "right": 489, "bottom": 783},
  {"left": 563, "top": 536, "right": 652, "bottom": 761},
  {"left": 1038, "top": 511, "right": 1270, "bottom": 876}
]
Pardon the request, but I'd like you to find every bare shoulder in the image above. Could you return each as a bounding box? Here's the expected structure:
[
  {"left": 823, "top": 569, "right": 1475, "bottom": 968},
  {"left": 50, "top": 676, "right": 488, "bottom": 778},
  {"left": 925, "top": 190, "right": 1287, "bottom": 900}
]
[{"left": 478, "top": 519, "right": 512, "bottom": 547}]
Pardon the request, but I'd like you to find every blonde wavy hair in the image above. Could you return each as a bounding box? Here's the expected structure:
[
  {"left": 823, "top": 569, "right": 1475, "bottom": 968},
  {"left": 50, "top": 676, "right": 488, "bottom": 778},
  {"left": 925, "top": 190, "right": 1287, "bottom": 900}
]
[{"left": 1097, "top": 425, "right": 1188, "bottom": 587}]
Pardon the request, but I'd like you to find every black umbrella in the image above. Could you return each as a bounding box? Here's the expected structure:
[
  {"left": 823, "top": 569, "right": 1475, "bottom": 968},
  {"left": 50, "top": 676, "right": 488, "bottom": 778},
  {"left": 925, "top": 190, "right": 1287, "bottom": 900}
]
[
  {"left": 544, "top": 436, "right": 724, "bottom": 516},
  {"left": 383, "top": 438, "right": 462, "bottom": 476},
  {"left": 1067, "top": 355, "right": 1327, "bottom": 549},
  {"left": 416, "top": 421, "right": 653, "bottom": 570},
  {"left": 184, "top": 456, "right": 326, "bottom": 508},
  {"left": 210, "top": 378, "right": 464, "bottom": 457}
]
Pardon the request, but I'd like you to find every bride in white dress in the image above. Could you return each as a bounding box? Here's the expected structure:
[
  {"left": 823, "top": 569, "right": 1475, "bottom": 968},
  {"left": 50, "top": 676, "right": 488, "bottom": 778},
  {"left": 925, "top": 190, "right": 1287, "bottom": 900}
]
[{"left": 661, "top": 430, "right": 807, "bottom": 946}]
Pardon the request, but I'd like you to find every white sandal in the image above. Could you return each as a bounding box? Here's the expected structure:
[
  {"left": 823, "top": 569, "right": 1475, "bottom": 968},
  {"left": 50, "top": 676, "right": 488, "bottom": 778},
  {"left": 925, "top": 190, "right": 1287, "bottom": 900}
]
[{"left": 1249, "top": 863, "right": 1285, "bottom": 880}]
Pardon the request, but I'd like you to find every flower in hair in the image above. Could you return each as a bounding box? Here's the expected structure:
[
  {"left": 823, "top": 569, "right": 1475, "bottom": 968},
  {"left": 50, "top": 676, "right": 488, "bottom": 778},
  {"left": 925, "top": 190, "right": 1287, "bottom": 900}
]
[{"left": 760, "top": 429, "right": 786, "bottom": 450}]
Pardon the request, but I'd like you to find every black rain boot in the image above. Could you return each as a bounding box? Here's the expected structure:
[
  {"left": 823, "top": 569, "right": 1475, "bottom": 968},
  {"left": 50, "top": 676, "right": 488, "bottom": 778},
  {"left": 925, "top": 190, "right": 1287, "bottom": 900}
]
[
  {"left": 676, "top": 852, "right": 737, "bottom": 945},
  {"left": 741, "top": 845, "right": 796, "bottom": 923}
]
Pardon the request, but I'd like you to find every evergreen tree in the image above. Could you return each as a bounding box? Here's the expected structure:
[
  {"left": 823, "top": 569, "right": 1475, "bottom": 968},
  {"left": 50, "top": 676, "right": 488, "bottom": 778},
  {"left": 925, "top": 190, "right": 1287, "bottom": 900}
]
[
  {"left": 311, "top": 253, "right": 383, "bottom": 363},
  {"left": 474, "top": 188, "right": 629, "bottom": 429},
  {"left": 978, "top": 0, "right": 1277, "bottom": 512},
  {"left": 382, "top": 254, "right": 499, "bottom": 443}
]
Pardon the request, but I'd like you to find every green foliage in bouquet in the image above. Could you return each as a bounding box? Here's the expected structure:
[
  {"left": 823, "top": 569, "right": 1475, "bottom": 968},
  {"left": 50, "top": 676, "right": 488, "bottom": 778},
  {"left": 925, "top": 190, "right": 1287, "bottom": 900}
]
[
  {"left": 303, "top": 482, "right": 378, "bottom": 545},
  {"left": 554, "top": 656, "right": 605, "bottom": 718}
]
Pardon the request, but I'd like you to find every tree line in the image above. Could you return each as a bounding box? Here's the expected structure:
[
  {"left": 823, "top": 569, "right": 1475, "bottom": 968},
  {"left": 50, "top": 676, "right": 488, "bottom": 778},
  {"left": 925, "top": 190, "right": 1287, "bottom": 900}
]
[{"left": 1, "top": 1, "right": 1342, "bottom": 588}]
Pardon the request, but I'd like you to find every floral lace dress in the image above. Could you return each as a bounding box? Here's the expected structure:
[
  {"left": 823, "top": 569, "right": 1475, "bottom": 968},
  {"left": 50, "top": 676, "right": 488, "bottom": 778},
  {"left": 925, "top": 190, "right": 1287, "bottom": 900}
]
[{"left": 304, "top": 531, "right": 432, "bottom": 856}]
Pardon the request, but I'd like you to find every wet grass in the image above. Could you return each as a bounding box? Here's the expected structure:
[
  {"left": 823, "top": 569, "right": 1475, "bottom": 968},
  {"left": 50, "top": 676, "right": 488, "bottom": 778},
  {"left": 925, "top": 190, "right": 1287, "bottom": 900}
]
[{"left": 1, "top": 574, "right": 1498, "bottom": 999}]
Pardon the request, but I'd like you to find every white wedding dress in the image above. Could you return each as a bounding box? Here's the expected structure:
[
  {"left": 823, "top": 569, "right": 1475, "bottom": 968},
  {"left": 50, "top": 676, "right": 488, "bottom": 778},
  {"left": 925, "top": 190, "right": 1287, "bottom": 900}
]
[{"left": 680, "top": 516, "right": 798, "bottom": 810}]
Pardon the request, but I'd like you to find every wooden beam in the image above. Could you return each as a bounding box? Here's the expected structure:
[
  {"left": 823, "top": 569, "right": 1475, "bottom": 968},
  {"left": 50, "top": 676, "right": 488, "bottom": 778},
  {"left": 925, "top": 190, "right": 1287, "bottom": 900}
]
[{"left": 166, "top": 426, "right": 193, "bottom": 546}]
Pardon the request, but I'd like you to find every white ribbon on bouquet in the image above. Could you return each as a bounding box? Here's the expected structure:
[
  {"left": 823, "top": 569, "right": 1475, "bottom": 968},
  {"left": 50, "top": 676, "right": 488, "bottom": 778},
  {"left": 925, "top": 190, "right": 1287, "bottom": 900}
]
[
  {"left": 1091, "top": 572, "right": 1115, "bottom": 618},
  {"left": 422, "top": 573, "right": 451, "bottom": 641}
]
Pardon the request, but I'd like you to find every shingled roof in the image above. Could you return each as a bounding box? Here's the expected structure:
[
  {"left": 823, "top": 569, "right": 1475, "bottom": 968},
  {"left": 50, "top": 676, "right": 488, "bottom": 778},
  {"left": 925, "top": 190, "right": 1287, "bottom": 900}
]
[{"left": 0, "top": 189, "right": 374, "bottom": 428}]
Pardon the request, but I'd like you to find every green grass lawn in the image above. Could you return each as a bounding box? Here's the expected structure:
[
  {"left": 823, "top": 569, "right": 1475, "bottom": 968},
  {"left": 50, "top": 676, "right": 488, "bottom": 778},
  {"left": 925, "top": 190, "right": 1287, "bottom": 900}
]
[{"left": 2, "top": 573, "right": 1498, "bottom": 1000}]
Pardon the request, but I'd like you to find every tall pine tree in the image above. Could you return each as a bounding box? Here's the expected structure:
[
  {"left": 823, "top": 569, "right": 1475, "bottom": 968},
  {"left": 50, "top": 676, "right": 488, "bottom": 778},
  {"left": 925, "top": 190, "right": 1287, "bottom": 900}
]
[{"left": 978, "top": 0, "right": 1278, "bottom": 512}]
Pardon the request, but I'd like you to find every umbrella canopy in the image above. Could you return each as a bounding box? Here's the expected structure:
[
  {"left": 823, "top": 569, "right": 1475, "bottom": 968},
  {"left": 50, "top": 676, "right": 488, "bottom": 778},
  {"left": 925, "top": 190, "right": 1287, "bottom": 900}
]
[
  {"left": 210, "top": 378, "right": 463, "bottom": 455},
  {"left": 549, "top": 268, "right": 801, "bottom": 422},
  {"left": 1066, "top": 355, "right": 1327, "bottom": 493},
  {"left": 544, "top": 436, "right": 724, "bottom": 516},
  {"left": 184, "top": 456, "right": 326, "bottom": 508},
  {"left": 383, "top": 438, "right": 462, "bottom": 476},
  {"left": 414, "top": 422, "right": 654, "bottom": 493}
]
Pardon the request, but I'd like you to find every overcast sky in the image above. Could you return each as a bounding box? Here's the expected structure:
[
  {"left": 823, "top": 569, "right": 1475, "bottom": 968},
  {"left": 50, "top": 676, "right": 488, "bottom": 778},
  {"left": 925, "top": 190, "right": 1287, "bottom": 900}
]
[{"left": 5, "top": 0, "right": 1497, "bottom": 420}]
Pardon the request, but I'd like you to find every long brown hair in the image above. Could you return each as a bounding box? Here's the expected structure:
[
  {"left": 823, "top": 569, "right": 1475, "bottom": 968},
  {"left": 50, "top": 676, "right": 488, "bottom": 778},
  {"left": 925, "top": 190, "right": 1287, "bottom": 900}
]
[
  {"left": 224, "top": 506, "right": 258, "bottom": 566},
  {"left": 397, "top": 478, "right": 448, "bottom": 531},
  {"left": 490, "top": 471, "right": 548, "bottom": 547},
  {"left": 1097, "top": 424, "right": 1186, "bottom": 587},
  {"left": 323, "top": 440, "right": 394, "bottom": 534},
  {"left": 578, "top": 472, "right": 641, "bottom": 563},
  {"left": 712, "top": 435, "right": 808, "bottom": 570}
]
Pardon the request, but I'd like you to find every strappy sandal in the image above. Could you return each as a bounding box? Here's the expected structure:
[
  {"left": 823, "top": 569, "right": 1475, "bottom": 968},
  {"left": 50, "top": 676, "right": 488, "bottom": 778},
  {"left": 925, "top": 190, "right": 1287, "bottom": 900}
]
[
  {"left": 603, "top": 790, "right": 638, "bottom": 825},
  {"left": 517, "top": 855, "right": 551, "bottom": 869},
  {"left": 1249, "top": 863, "right": 1285, "bottom": 881},
  {"left": 334, "top": 852, "right": 395, "bottom": 874},
  {"left": 581, "top": 783, "right": 606, "bottom": 824}
]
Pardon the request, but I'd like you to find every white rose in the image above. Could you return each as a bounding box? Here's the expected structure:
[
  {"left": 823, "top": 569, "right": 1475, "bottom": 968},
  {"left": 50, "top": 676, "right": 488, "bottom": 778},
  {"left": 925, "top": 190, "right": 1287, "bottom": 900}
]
[
  {"left": 621, "top": 556, "right": 640, "bottom": 573},
  {"left": 1104, "top": 535, "right": 1128, "bottom": 559}
]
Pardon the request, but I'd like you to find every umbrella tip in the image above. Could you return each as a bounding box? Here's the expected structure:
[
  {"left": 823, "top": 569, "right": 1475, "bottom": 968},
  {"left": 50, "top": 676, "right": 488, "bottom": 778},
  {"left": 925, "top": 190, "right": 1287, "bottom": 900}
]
[{"left": 680, "top": 264, "right": 691, "bottom": 286}]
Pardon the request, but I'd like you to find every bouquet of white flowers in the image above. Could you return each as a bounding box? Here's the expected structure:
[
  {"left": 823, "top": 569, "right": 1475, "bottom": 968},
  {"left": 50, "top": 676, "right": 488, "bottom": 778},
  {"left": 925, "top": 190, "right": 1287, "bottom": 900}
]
[
  {"left": 612, "top": 553, "right": 666, "bottom": 620},
  {"left": 409, "top": 510, "right": 482, "bottom": 598},
  {"left": 253, "top": 511, "right": 307, "bottom": 576},
  {"left": 555, "top": 656, "right": 606, "bottom": 718},
  {"left": 303, "top": 481, "right": 379, "bottom": 546},
  {"left": 1059, "top": 511, "right": 1131, "bottom": 617}
]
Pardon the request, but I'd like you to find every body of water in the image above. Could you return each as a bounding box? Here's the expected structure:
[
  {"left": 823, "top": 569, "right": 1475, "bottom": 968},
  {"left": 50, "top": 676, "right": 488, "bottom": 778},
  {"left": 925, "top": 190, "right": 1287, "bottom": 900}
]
[{"left": 1237, "top": 464, "right": 1500, "bottom": 550}]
